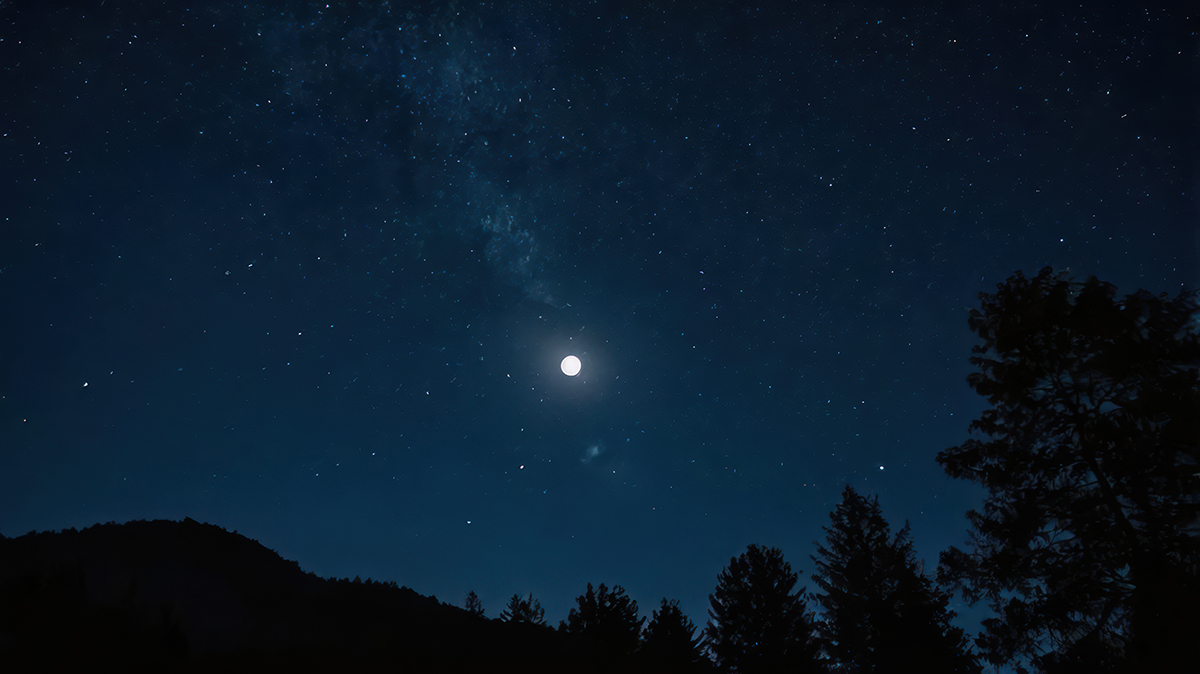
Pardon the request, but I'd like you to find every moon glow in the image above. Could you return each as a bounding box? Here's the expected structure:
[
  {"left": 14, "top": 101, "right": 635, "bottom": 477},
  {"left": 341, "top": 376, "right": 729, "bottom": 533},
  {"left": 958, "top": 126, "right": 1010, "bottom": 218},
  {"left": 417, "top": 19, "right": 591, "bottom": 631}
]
[{"left": 560, "top": 355, "right": 582, "bottom": 376}]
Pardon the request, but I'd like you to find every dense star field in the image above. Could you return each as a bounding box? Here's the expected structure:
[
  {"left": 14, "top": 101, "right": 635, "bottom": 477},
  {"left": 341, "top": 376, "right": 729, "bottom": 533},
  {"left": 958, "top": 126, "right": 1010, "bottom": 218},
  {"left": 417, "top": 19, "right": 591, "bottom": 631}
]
[{"left": 1, "top": 0, "right": 1195, "bottom": 634}]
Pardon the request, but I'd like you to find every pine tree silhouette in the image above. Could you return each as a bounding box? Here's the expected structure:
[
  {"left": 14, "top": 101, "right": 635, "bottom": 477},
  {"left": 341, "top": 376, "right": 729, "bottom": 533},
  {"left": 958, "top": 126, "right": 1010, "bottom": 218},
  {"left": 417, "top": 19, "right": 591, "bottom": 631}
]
[
  {"left": 464, "top": 590, "right": 484, "bottom": 617},
  {"left": 562, "top": 582, "right": 644, "bottom": 658},
  {"left": 938, "top": 268, "right": 1200, "bottom": 672},
  {"left": 706, "top": 544, "right": 825, "bottom": 673},
  {"left": 641, "top": 597, "right": 706, "bottom": 671},
  {"left": 812, "top": 485, "right": 980, "bottom": 673},
  {"left": 499, "top": 593, "right": 545, "bottom": 625}
]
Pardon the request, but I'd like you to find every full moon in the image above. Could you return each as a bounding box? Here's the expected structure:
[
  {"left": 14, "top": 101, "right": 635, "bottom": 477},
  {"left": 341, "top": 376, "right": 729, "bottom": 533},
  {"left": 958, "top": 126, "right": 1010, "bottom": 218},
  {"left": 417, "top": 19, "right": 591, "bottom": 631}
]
[{"left": 560, "top": 355, "right": 582, "bottom": 376}]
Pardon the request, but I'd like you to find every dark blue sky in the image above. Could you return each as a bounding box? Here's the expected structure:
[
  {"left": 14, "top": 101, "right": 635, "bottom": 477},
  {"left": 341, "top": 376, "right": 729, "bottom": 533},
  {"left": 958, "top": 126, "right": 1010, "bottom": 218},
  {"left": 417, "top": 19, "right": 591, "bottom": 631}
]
[{"left": 1, "top": 0, "right": 1195, "bottom": 632}]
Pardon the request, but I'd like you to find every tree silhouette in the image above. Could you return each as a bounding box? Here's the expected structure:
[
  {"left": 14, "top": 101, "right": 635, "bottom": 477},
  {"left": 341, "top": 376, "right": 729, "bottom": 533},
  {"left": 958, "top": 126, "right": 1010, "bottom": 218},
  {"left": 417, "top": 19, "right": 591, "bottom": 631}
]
[
  {"left": 464, "top": 590, "right": 484, "bottom": 617},
  {"left": 811, "top": 485, "right": 980, "bottom": 673},
  {"left": 705, "top": 544, "right": 825, "bottom": 673},
  {"left": 561, "top": 582, "right": 644, "bottom": 658},
  {"left": 499, "top": 593, "right": 545, "bottom": 625},
  {"left": 641, "top": 597, "right": 707, "bottom": 671},
  {"left": 937, "top": 268, "right": 1200, "bottom": 673}
]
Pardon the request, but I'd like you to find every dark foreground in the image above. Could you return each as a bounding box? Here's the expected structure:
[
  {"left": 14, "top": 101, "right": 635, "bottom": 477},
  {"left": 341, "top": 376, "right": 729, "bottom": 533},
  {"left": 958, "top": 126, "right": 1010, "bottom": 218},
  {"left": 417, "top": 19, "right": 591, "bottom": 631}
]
[{"left": 0, "top": 519, "right": 706, "bottom": 673}]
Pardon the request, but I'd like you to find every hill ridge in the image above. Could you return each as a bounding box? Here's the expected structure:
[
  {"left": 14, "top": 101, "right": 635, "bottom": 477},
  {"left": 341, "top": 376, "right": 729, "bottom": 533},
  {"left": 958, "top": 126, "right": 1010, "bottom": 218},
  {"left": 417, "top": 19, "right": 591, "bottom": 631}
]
[{"left": 0, "top": 518, "right": 607, "bottom": 672}]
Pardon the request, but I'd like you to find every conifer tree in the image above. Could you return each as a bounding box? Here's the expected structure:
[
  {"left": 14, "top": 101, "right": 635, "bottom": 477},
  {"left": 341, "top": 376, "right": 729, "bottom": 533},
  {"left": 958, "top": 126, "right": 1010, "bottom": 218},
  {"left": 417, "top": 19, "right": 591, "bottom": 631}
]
[
  {"left": 562, "top": 583, "right": 644, "bottom": 658},
  {"left": 641, "top": 598, "right": 706, "bottom": 670},
  {"left": 811, "top": 485, "right": 979, "bottom": 673},
  {"left": 937, "top": 268, "right": 1200, "bottom": 672},
  {"left": 499, "top": 593, "right": 545, "bottom": 625},
  {"left": 706, "top": 544, "right": 825, "bottom": 673},
  {"left": 464, "top": 590, "right": 484, "bottom": 617}
]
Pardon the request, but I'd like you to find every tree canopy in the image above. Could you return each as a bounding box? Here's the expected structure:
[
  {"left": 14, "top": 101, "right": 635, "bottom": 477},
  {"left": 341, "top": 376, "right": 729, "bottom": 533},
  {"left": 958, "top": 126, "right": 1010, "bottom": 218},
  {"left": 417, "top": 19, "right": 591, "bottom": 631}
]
[
  {"left": 705, "top": 544, "right": 825, "bottom": 673},
  {"left": 937, "top": 267, "right": 1200, "bottom": 672},
  {"left": 499, "top": 592, "right": 546, "bottom": 626},
  {"left": 561, "top": 582, "right": 644, "bottom": 658},
  {"left": 641, "top": 597, "right": 706, "bottom": 670},
  {"left": 464, "top": 590, "right": 485, "bottom": 617},
  {"left": 811, "top": 485, "right": 979, "bottom": 673}
]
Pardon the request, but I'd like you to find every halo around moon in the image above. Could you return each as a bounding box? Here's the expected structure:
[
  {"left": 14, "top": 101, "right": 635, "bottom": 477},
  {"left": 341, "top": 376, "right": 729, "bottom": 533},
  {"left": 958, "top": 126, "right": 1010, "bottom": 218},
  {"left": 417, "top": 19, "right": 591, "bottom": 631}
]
[{"left": 560, "top": 355, "right": 582, "bottom": 376}]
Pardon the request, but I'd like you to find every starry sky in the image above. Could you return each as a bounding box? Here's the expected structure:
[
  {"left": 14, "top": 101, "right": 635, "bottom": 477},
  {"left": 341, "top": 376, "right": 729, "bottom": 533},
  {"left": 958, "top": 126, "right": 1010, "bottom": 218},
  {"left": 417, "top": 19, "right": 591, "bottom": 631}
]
[{"left": 1, "top": 1, "right": 1196, "bottom": 633}]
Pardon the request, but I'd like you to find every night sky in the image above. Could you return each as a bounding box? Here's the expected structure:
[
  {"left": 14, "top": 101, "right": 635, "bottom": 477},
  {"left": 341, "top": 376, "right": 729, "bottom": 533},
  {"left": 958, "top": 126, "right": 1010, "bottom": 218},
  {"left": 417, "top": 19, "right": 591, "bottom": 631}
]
[{"left": 2, "top": 1, "right": 1196, "bottom": 634}]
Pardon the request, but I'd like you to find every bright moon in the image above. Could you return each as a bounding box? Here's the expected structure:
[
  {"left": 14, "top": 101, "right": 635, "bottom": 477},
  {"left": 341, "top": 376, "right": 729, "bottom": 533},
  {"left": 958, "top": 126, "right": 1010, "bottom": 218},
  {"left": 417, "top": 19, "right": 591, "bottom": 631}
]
[{"left": 560, "top": 355, "right": 581, "bottom": 376}]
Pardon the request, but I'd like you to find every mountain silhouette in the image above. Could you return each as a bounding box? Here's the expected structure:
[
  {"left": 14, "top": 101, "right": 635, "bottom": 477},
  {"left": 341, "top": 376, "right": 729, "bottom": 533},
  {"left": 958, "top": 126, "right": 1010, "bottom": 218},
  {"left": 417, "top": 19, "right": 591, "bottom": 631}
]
[{"left": 0, "top": 518, "right": 585, "bottom": 672}]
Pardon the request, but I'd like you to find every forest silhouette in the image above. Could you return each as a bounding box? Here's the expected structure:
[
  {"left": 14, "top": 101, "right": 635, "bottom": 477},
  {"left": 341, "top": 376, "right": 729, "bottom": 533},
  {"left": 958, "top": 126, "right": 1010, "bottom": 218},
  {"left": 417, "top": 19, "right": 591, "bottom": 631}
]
[{"left": 2, "top": 269, "right": 1195, "bottom": 673}]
